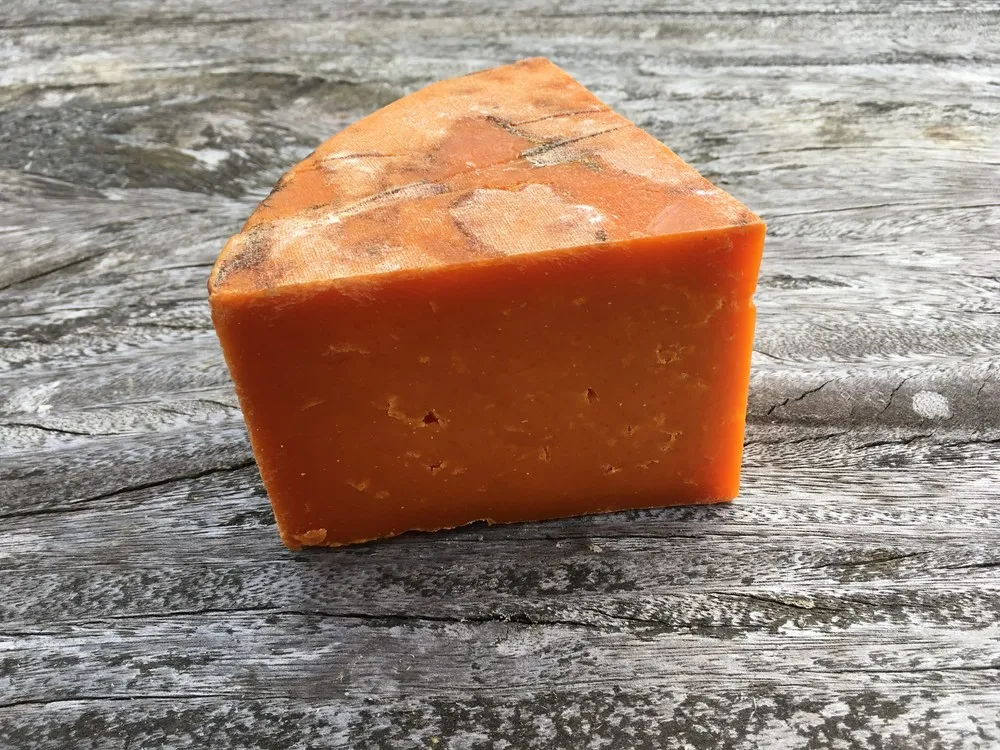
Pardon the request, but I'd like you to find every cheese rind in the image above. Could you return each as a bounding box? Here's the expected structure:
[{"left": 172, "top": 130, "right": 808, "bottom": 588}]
[
  {"left": 209, "top": 58, "right": 757, "bottom": 296},
  {"left": 209, "top": 58, "right": 765, "bottom": 548}
]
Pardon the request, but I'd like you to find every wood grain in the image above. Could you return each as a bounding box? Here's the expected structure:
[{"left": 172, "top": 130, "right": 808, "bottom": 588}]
[{"left": 2, "top": 0, "right": 999, "bottom": 747}]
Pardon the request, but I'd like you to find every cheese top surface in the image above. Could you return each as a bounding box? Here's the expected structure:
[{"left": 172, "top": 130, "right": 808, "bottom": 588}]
[{"left": 209, "top": 58, "right": 761, "bottom": 296}]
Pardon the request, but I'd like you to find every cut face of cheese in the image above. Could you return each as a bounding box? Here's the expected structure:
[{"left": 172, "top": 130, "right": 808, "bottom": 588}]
[{"left": 209, "top": 58, "right": 765, "bottom": 548}]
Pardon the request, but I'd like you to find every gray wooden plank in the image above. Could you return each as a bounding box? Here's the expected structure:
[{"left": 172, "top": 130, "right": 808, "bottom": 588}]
[
  {"left": 4, "top": 617, "right": 998, "bottom": 703},
  {"left": 4, "top": 0, "right": 998, "bottom": 29},
  {"left": 3, "top": 687, "right": 998, "bottom": 750}
]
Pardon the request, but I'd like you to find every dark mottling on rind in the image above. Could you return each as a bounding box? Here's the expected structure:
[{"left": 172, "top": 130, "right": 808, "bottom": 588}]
[
  {"left": 447, "top": 192, "right": 503, "bottom": 257},
  {"left": 255, "top": 174, "right": 292, "bottom": 214},
  {"left": 485, "top": 114, "right": 533, "bottom": 139},
  {"left": 216, "top": 226, "right": 273, "bottom": 286}
]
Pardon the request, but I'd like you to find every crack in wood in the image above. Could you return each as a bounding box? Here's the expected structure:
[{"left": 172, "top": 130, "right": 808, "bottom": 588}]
[
  {"left": 878, "top": 377, "right": 912, "bottom": 416},
  {"left": 976, "top": 375, "right": 993, "bottom": 400},
  {"left": 581, "top": 607, "right": 678, "bottom": 629},
  {"left": 196, "top": 398, "right": 240, "bottom": 411},
  {"left": 744, "top": 430, "right": 850, "bottom": 447},
  {"left": 0, "top": 460, "right": 256, "bottom": 521},
  {"left": 856, "top": 432, "right": 933, "bottom": 450},
  {"left": 944, "top": 561, "right": 1000, "bottom": 570},
  {"left": 752, "top": 347, "right": 783, "bottom": 360},
  {"left": 0, "top": 254, "right": 102, "bottom": 292},
  {"left": 765, "top": 379, "right": 833, "bottom": 417},
  {"left": 939, "top": 437, "right": 1000, "bottom": 448},
  {"left": 68, "top": 606, "right": 609, "bottom": 631},
  {"left": 0, "top": 421, "right": 105, "bottom": 437}
]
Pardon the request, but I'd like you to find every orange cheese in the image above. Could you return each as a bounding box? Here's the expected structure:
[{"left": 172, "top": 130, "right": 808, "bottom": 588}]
[{"left": 209, "top": 58, "right": 765, "bottom": 548}]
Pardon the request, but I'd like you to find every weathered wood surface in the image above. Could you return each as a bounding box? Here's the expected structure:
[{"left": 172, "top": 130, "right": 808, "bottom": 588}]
[{"left": 2, "top": 1, "right": 999, "bottom": 747}]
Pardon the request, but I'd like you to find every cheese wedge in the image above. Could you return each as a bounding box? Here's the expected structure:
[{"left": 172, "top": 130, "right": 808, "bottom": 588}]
[{"left": 209, "top": 58, "right": 765, "bottom": 548}]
